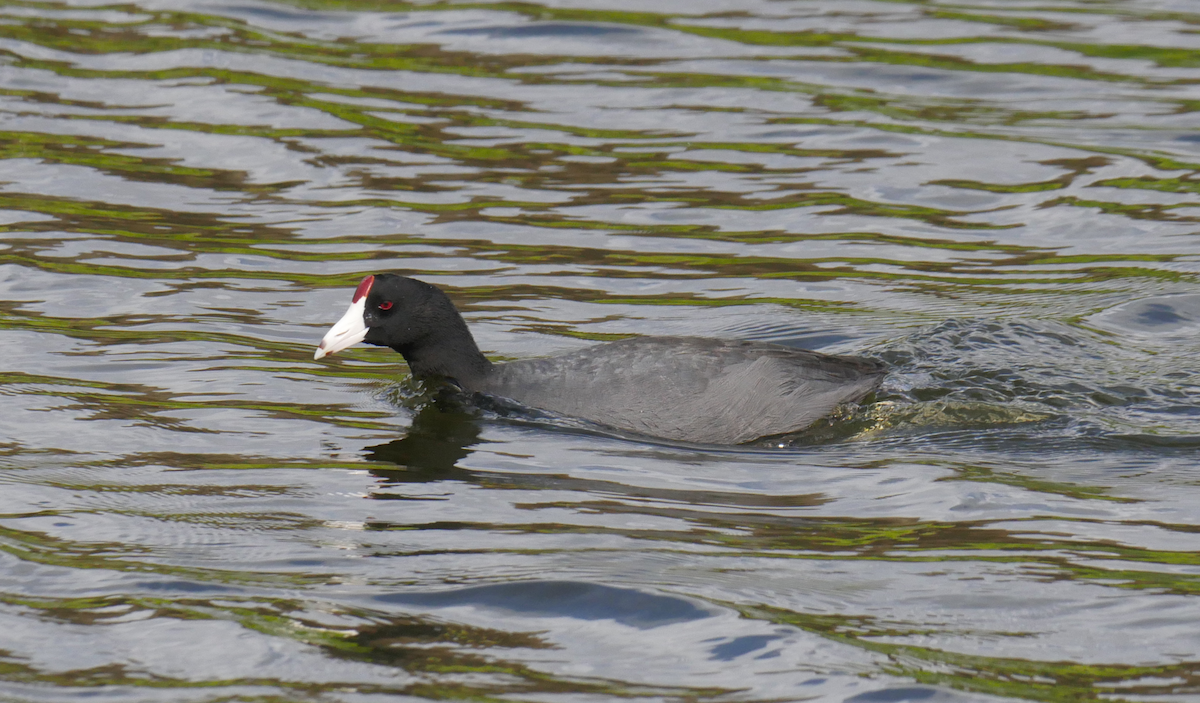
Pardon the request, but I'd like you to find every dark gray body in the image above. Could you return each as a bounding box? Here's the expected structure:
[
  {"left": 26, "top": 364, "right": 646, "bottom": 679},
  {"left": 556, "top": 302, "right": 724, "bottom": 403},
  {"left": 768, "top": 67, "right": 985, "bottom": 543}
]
[
  {"left": 345, "top": 275, "right": 886, "bottom": 445},
  {"left": 477, "top": 336, "right": 886, "bottom": 445}
]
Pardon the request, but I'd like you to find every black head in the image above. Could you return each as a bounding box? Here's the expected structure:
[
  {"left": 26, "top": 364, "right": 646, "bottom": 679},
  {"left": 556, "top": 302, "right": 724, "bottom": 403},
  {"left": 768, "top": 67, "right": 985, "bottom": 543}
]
[
  {"left": 315, "top": 274, "right": 491, "bottom": 385},
  {"left": 361, "top": 274, "right": 458, "bottom": 350}
]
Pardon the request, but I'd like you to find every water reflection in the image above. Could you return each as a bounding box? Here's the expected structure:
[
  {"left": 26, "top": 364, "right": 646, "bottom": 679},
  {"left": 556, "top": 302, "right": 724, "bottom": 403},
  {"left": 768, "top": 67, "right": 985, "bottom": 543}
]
[
  {"left": 377, "top": 580, "right": 716, "bottom": 629},
  {"left": 364, "top": 402, "right": 484, "bottom": 483}
]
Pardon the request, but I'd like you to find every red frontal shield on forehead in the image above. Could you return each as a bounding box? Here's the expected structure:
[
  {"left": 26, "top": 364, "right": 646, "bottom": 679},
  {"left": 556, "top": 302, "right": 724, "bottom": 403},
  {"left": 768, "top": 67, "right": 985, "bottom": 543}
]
[{"left": 352, "top": 275, "right": 375, "bottom": 303}]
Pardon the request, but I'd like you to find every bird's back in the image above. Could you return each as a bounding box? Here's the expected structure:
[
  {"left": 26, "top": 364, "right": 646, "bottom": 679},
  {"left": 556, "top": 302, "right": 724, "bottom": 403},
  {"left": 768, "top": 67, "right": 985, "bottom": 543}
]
[{"left": 479, "top": 336, "right": 885, "bottom": 444}]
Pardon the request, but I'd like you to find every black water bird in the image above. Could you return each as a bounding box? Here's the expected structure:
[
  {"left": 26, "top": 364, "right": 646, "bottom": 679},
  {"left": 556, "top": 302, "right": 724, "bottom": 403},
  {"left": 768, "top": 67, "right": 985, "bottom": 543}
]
[{"left": 315, "top": 274, "right": 885, "bottom": 444}]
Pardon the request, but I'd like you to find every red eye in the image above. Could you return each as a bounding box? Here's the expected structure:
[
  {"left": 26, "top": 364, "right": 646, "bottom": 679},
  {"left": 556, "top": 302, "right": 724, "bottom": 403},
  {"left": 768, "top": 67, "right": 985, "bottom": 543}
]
[{"left": 378, "top": 301, "right": 393, "bottom": 311}]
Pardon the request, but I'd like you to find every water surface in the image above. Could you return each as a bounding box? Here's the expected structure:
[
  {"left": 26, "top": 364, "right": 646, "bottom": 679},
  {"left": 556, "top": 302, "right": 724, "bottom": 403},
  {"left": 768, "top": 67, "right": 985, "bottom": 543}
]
[{"left": 2, "top": 0, "right": 1200, "bottom": 701}]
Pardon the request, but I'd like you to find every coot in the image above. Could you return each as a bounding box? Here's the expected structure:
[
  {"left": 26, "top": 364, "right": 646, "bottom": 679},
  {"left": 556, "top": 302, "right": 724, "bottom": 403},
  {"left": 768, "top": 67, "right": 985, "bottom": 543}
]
[{"left": 315, "top": 274, "right": 886, "bottom": 444}]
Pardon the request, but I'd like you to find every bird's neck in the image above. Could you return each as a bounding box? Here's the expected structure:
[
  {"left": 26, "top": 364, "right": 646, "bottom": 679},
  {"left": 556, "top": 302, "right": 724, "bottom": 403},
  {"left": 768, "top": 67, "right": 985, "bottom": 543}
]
[{"left": 395, "top": 319, "right": 493, "bottom": 390}]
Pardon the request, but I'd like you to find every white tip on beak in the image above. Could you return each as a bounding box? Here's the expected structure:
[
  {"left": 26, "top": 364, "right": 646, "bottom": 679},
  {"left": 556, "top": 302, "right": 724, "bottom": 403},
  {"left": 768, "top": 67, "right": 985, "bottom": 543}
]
[{"left": 314, "top": 296, "right": 368, "bottom": 360}]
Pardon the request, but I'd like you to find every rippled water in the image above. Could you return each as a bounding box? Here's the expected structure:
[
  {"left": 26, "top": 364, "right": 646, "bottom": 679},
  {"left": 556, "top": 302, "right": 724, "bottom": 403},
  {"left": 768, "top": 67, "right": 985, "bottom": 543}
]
[{"left": 3, "top": 0, "right": 1200, "bottom": 700}]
